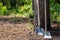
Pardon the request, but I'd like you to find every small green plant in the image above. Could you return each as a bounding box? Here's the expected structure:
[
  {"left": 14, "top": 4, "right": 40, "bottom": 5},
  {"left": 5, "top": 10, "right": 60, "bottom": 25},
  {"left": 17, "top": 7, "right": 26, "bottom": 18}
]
[
  {"left": 0, "top": 2, "right": 3, "bottom": 9},
  {"left": 28, "top": 21, "right": 34, "bottom": 30},
  {"left": 50, "top": 0, "right": 60, "bottom": 22},
  {"left": 56, "top": 16, "right": 60, "bottom": 22},
  {"left": 1, "top": 6, "right": 9, "bottom": 15},
  {"left": 0, "top": 2, "right": 3, "bottom": 14},
  {"left": 28, "top": 8, "right": 34, "bottom": 18}
]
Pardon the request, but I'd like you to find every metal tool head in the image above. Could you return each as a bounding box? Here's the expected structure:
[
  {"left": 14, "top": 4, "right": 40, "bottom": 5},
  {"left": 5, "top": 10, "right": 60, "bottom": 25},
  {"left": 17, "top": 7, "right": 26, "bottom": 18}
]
[
  {"left": 44, "top": 31, "right": 52, "bottom": 39},
  {"left": 36, "top": 27, "right": 44, "bottom": 36}
]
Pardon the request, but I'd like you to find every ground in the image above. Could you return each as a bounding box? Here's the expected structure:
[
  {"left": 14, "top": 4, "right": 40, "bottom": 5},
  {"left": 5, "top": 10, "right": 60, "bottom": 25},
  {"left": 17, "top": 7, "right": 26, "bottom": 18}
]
[
  {"left": 0, "top": 16, "right": 43, "bottom": 40},
  {"left": 0, "top": 16, "right": 60, "bottom": 40}
]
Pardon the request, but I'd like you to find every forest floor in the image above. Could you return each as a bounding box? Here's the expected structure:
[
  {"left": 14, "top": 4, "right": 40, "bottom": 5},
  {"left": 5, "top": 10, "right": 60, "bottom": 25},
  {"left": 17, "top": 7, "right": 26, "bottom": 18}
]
[{"left": 0, "top": 16, "right": 60, "bottom": 40}]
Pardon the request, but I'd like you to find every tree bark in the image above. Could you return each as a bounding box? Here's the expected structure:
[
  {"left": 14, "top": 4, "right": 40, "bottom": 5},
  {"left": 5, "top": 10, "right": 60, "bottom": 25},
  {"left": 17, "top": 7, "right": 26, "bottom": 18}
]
[
  {"left": 46, "top": 0, "right": 51, "bottom": 31},
  {"left": 39, "top": 0, "right": 45, "bottom": 28},
  {"left": 33, "top": 0, "right": 51, "bottom": 31},
  {"left": 32, "top": 0, "right": 38, "bottom": 31}
]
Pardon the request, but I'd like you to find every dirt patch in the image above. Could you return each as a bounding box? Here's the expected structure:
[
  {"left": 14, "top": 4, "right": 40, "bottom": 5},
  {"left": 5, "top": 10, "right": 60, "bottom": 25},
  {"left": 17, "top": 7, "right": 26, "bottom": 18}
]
[
  {"left": 0, "top": 17, "right": 43, "bottom": 40},
  {"left": 0, "top": 16, "right": 60, "bottom": 40}
]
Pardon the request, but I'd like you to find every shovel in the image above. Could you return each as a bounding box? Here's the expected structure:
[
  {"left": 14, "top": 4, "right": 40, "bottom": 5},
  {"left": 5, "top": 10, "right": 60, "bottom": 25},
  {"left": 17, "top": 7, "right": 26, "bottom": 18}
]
[
  {"left": 44, "top": 0, "right": 52, "bottom": 39},
  {"left": 36, "top": 0, "right": 44, "bottom": 36}
]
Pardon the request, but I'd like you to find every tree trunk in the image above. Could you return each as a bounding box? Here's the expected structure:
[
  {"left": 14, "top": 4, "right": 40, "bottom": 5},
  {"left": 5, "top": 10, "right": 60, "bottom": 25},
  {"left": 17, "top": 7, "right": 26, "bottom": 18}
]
[
  {"left": 46, "top": 0, "right": 51, "bottom": 31},
  {"left": 33, "top": 0, "right": 51, "bottom": 31},
  {"left": 32, "top": 0, "right": 38, "bottom": 31},
  {"left": 39, "top": 0, "right": 45, "bottom": 28}
]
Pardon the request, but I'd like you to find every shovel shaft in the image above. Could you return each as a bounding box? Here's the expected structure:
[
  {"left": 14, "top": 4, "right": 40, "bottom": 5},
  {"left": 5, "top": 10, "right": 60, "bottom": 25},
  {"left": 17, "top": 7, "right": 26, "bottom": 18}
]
[
  {"left": 36, "top": 0, "right": 40, "bottom": 26},
  {"left": 44, "top": 0, "right": 47, "bottom": 33}
]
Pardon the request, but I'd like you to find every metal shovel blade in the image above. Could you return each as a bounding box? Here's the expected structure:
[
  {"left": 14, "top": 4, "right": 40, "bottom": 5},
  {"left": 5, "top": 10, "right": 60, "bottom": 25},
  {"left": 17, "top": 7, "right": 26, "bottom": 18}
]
[
  {"left": 36, "top": 27, "right": 44, "bottom": 36},
  {"left": 44, "top": 31, "right": 52, "bottom": 39}
]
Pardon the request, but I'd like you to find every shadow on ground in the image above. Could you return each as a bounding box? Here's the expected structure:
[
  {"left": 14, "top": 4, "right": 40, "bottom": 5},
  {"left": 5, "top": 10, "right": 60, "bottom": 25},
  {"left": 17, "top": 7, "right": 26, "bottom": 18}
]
[
  {"left": 0, "top": 16, "right": 34, "bottom": 24},
  {"left": 51, "top": 28, "right": 60, "bottom": 40}
]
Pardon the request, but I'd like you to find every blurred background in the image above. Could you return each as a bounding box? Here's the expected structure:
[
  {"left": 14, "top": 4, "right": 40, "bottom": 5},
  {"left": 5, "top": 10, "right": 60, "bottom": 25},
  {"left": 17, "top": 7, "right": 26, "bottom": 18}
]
[
  {"left": 0, "top": 0, "right": 60, "bottom": 22},
  {"left": 50, "top": 0, "right": 60, "bottom": 22},
  {"left": 0, "top": 0, "right": 34, "bottom": 18}
]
